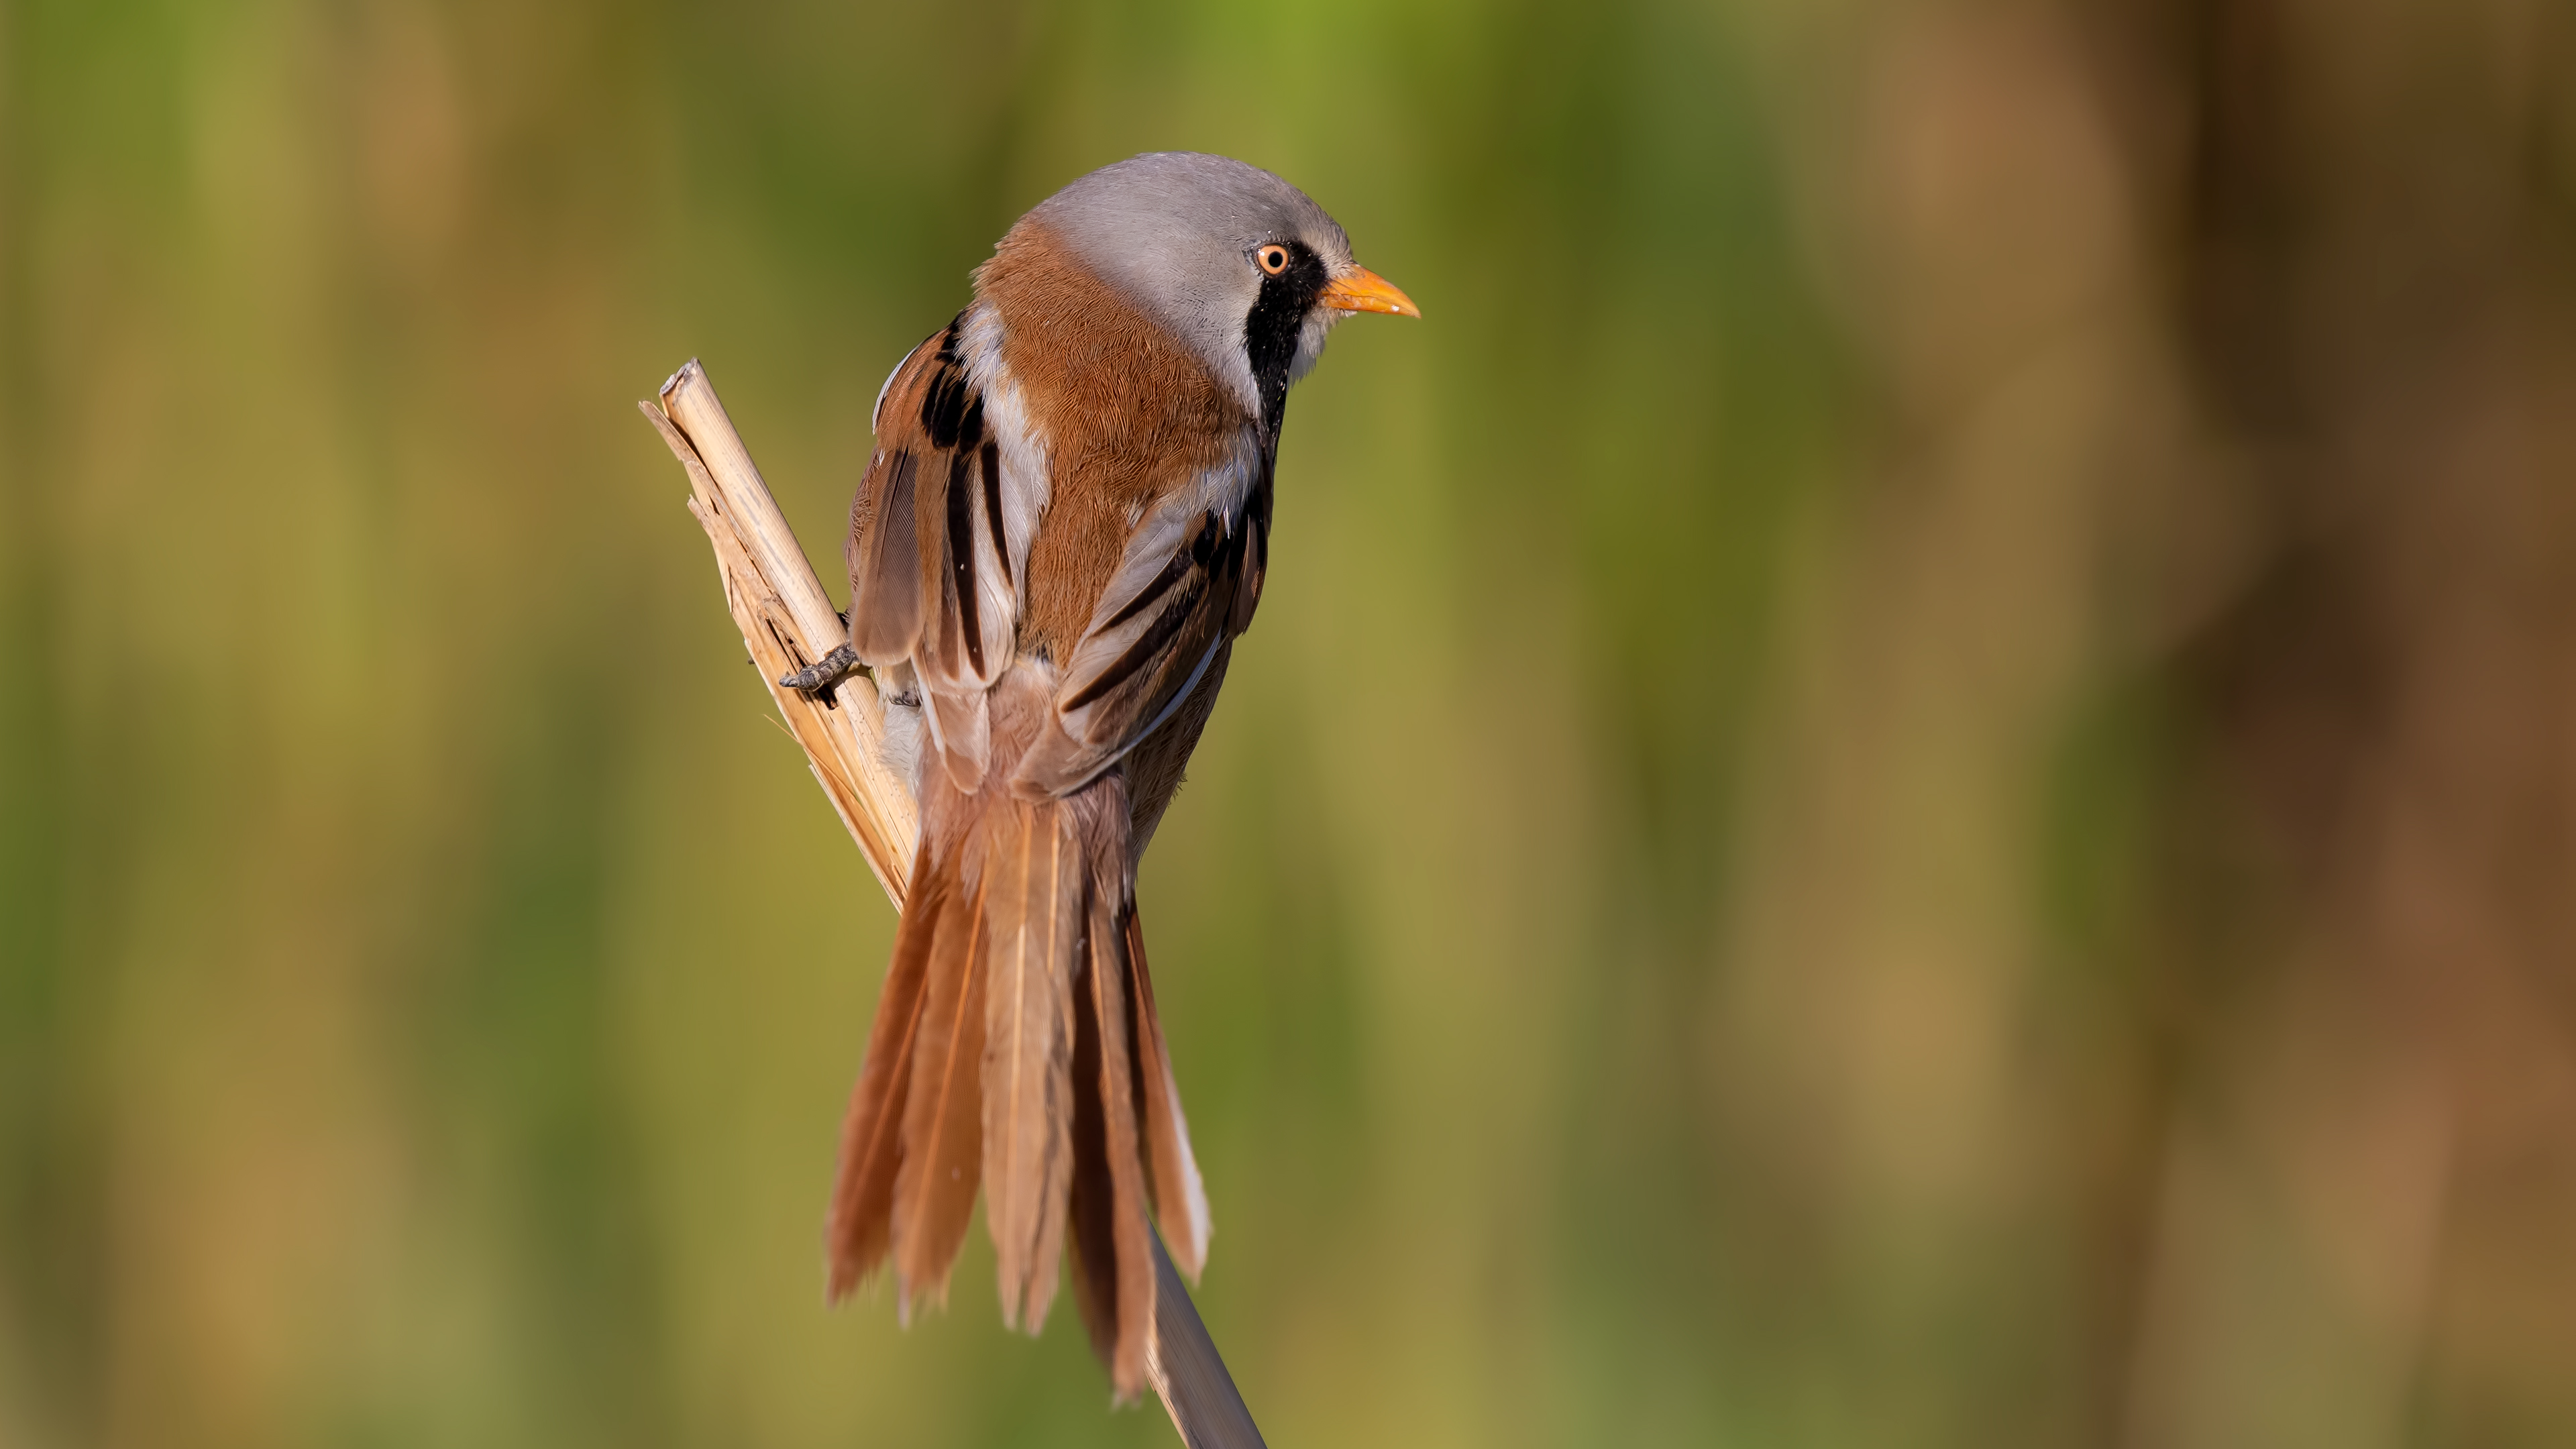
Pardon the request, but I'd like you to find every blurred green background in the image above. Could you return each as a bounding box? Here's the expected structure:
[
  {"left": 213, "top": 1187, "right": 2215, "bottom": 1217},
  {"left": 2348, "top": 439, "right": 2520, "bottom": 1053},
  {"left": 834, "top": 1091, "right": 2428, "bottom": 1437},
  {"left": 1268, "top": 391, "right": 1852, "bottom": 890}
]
[{"left": 7, "top": 1, "right": 2576, "bottom": 1446}]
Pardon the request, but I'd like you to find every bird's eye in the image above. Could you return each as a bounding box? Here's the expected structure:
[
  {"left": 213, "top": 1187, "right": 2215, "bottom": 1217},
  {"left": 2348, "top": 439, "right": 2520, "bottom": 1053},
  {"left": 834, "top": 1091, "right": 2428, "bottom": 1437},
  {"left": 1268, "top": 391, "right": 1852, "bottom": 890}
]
[{"left": 1256, "top": 245, "right": 1291, "bottom": 275}]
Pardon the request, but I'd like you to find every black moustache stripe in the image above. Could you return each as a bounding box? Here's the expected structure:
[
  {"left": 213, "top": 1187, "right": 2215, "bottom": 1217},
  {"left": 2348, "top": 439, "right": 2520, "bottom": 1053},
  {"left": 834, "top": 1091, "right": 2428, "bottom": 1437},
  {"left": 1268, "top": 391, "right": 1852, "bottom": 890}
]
[{"left": 1242, "top": 241, "right": 1330, "bottom": 440}]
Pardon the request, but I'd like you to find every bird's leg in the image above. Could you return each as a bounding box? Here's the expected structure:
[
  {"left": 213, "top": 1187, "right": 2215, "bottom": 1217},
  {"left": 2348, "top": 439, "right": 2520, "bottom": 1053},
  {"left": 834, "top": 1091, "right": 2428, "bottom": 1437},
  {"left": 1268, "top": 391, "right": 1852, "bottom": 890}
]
[{"left": 780, "top": 643, "right": 862, "bottom": 696}]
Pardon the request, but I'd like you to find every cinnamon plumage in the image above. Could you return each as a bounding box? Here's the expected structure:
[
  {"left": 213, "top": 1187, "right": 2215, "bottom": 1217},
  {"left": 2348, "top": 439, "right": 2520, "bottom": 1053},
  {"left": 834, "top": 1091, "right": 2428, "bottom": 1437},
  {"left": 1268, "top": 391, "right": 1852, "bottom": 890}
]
[{"left": 791, "top": 152, "right": 1415, "bottom": 1397}]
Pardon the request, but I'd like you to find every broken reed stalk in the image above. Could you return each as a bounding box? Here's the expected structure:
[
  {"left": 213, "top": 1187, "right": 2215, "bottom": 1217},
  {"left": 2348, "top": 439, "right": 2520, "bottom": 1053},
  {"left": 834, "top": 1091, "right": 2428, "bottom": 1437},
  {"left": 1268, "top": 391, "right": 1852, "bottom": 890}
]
[{"left": 642, "top": 360, "right": 1267, "bottom": 1449}]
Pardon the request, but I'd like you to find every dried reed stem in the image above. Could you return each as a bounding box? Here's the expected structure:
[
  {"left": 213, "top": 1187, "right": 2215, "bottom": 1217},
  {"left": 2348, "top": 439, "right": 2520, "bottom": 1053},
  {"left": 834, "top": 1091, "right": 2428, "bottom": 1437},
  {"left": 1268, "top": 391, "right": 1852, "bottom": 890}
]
[
  {"left": 642, "top": 359, "right": 1266, "bottom": 1449},
  {"left": 641, "top": 364, "right": 916, "bottom": 906}
]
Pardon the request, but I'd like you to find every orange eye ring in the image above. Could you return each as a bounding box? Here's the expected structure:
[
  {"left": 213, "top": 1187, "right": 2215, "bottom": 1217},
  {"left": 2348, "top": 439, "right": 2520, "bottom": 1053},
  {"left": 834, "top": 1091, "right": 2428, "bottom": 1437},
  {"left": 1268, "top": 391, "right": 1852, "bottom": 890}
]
[{"left": 1255, "top": 244, "right": 1291, "bottom": 276}]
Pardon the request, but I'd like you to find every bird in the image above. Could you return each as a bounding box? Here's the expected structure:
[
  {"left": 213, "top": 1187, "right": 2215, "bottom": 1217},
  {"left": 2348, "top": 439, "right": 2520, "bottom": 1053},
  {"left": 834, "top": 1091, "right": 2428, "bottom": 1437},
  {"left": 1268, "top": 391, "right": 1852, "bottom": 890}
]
[{"left": 782, "top": 152, "right": 1417, "bottom": 1399}]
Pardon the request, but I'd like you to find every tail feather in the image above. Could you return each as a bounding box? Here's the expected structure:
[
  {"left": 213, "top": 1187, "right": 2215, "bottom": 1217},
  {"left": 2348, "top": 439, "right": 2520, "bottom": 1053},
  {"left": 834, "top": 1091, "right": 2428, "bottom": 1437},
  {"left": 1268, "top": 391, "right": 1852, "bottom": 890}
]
[
  {"left": 826, "top": 855, "right": 946, "bottom": 1299},
  {"left": 1067, "top": 882, "right": 1157, "bottom": 1401},
  {"left": 981, "top": 800, "right": 1079, "bottom": 1332},
  {"left": 1125, "top": 908, "right": 1212, "bottom": 1278},
  {"left": 824, "top": 660, "right": 1210, "bottom": 1403},
  {"left": 889, "top": 865, "right": 990, "bottom": 1318}
]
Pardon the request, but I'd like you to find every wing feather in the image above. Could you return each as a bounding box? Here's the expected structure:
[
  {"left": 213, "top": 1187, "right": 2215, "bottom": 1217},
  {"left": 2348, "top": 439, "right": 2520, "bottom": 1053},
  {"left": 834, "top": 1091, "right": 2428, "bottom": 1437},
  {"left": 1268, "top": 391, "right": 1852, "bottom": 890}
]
[
  {"left": 849, "top": 447, "right": 922, "bottom": 665},
  {"left": 849, "top": 315, "right": 1018, "bottom": 788},
  {"left": 1016, "top": 460, "right": 1273, "bottom": 796}
]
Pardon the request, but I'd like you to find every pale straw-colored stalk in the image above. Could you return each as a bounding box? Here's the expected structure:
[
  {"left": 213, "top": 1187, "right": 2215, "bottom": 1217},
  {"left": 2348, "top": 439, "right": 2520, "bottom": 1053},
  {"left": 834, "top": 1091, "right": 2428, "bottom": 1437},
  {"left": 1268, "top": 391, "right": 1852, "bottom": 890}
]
[{"left": 642, "top": 360, "right": 1265, "bottom": 1449}]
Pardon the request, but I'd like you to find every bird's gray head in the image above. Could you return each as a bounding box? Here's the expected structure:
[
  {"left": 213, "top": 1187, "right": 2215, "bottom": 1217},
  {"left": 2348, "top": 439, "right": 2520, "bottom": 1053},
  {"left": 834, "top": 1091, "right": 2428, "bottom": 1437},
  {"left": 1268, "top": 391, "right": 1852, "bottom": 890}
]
[{"left": 1029, "top": 152, "right": 1417, "bottom": 437}]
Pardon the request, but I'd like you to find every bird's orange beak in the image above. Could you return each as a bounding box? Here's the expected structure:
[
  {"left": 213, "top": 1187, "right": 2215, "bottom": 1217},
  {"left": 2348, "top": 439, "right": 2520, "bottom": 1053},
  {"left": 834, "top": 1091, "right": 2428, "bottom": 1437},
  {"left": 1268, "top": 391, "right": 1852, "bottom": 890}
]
[{"left": 1318, "top": 266, "right": 1421, "bottom": 319}]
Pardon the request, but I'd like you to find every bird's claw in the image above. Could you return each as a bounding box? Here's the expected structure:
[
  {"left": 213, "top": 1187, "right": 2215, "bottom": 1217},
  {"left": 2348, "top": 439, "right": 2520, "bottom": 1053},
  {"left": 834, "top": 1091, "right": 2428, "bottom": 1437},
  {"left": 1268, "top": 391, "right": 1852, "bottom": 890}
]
[{"left": 780, "top": 643, "right": 861, "bottom": 697}]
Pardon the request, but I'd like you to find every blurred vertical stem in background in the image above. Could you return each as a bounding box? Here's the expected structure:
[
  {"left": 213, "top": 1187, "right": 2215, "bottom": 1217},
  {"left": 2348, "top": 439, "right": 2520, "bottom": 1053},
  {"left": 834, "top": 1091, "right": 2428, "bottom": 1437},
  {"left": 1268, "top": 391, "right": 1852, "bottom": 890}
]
[
  {"left": 1717, "top": 0, "right": 2576, "bottom": 1443},
  {"left": 2119, "top": 1, "right": 2576, "bottom": 1442},
  {"left": 1710, "top": 5, "right": 2203, "bottom": 1442}
]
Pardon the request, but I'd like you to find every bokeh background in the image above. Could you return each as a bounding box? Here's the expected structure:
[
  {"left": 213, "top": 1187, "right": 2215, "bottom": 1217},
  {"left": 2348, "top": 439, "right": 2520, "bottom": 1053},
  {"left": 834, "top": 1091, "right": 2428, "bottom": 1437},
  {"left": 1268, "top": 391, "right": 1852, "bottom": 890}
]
[{"left": 7, "top": 1, "right": 2576, "bottom": 1445}]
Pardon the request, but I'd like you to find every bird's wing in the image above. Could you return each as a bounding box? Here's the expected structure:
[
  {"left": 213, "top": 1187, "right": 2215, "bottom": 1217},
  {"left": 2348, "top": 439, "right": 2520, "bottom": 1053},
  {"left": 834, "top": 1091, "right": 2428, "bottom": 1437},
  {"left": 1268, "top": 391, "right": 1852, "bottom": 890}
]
[
  {"left": 1015, "top": 456, "right": 1273, "bottom": 798},
  {"left": 848, "top": 315, "right": 1018, "bottom": 790}
]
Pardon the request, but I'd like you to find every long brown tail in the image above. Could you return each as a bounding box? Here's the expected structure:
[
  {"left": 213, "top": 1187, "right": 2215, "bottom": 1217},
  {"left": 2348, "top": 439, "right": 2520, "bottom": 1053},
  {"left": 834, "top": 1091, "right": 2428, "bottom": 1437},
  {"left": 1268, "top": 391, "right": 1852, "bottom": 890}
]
[{"left": 826, "top": 667, "right": 1210, "bottom": 1401}]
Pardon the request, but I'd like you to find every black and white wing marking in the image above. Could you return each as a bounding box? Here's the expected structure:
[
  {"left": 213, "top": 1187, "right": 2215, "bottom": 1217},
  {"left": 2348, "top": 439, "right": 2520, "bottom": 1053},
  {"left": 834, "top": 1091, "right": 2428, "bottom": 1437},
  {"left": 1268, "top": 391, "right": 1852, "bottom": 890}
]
[
  {"left": 847, "top": 315, "right": 1019, "bottom": 790},
  {"left": 1014, "top": 450, "right": 1273, "bottom": 798}
]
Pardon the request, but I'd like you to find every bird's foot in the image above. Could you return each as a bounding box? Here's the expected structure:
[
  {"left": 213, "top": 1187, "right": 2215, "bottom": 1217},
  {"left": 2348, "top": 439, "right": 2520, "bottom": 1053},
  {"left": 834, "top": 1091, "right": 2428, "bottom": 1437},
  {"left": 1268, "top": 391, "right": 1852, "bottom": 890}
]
[{"left": 780, "top": 643, "right": 861, "bottom": 697}]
